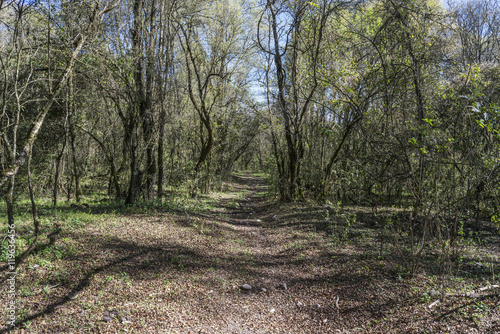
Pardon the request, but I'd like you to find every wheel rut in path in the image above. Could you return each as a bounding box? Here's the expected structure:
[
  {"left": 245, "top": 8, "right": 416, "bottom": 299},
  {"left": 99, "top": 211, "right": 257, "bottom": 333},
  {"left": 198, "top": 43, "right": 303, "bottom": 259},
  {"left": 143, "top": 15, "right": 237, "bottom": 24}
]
[{"left": 216, "top": 173, "right": 275, "bottom": 256}]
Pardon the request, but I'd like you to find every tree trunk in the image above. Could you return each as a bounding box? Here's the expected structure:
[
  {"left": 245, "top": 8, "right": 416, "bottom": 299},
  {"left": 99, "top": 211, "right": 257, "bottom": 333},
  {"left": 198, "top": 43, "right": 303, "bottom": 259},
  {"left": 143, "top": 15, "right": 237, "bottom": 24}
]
[
  {"left": 144, "top": 118, "right": 156, "bottom": 201},
  {"left": 53, "top": 137, "right": 67, "bottom": 208},
  {"left": 125, "top": 0, "right": 145, "bottom": 205},
  {"left": 143, "top": 0, "right": 158, "bottom": 201},
  {"left": 194, "top": 120, "right": 213, "bottom": 177},
  {"left": 5, "top": 176, "right": 15, "bottom": 227},
  {"left": 156, "top": 3, "right": 174, "bottom": 199},
  {"left": 68, "top": 76, "right": 81, "bottom": 202},
  {"left": 125, "top": 148, "right": 139, "bottom": 205},
  {"left": 193, "top": 122, "right": 213, "bottom": 196},
  {"left": 125, "top": 117, "right": 139, "bottom": 205},
  {"left": 158, "top": 103, "right": 166, "bottom": 198}
]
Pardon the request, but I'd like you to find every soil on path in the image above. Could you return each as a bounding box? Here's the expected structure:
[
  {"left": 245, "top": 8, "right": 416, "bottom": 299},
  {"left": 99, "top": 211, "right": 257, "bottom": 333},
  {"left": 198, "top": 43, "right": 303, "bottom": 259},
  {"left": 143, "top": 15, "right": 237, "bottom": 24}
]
[{"left": 2, "top": 173, "right": 499, "bottom": 333}]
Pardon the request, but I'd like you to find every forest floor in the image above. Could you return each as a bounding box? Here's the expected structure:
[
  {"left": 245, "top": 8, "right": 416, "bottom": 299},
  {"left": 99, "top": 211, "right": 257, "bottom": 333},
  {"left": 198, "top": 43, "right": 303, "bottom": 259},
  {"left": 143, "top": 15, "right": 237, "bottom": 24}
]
[{"left": 1, "top": 173, "right": 500, "bottom": 333}]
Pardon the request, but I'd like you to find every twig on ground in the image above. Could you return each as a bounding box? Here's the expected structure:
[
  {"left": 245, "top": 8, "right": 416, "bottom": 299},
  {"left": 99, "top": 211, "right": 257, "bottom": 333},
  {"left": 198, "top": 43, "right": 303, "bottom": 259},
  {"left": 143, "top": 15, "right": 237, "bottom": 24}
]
[
  {"left": 449, "top": 285, "right": 500, "bottom": 298},
  {"left": 35, "top": 284, "right": 60, "bottom": 294},
  {"left": 428, "top": 300, "right": 440, "bottom": 309}
]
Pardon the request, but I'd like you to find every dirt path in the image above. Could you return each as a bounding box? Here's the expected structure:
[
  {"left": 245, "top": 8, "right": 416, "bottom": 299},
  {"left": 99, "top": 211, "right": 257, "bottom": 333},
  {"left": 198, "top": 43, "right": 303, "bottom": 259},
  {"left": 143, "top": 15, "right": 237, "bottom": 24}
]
[
  {"left": 217, "top": 174, "right": 273, "bottom": 255},
  {"left": 2, "top": 173, "right": 499, "bottom": 333}
]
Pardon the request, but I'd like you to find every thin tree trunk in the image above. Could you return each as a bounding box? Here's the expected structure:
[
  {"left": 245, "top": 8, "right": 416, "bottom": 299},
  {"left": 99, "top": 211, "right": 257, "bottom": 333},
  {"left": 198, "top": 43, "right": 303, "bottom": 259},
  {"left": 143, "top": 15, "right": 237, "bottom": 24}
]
[
  {"left": 143, "top": 0, "right": 158, "bottom": 201},
  {"left": 5, "top": 177, "right": 15, "bottom": 227},
  {"left": 125, "top": 119, "right": 139, "bottom": 205},
  {"left": 53, "top": 137, "right": 67, "bottom": 208},
  {"left": 158, "top": 103, "right": 166, "bottom": 198},
  {"left": 68, "top": 76, "right": 81, "bottom": 202},
  {"left": 194, "top": 121, "right": 214, "bottom": 182},
  {"left": 15, "top": 153, "right": 40, "bottom": 269},
  {"left": 79, "top": 126, "right": 121, "bottom": 198}
]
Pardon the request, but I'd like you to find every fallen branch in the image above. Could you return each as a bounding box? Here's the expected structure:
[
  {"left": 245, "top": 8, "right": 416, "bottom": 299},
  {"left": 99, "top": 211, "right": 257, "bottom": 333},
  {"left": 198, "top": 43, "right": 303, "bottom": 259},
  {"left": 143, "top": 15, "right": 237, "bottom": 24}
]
[
  {"left": 438, "top": 292, "right": 500, "bottom": 319},
  {"left": 428, "top": 300, "right": 440, "bottom": 309},
  {"left": 450, "top": 285, "right": 500, "bottom": 298},
  {"left": 35, "top": 284, "right": 60, "bottom": 295}
]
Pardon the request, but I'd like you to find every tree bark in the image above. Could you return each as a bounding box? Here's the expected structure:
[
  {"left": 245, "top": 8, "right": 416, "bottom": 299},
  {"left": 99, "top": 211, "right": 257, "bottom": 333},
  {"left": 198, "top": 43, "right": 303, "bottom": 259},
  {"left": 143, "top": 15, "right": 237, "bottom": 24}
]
[
  {"left": 143, "top": 0, "right": 158, "bottom": 202},
  {"left": 158, "top": 101, "right": 166, "bottom": 198},
  {"left": 125, "top": 0, "right": 145, "bottom": 205},
  {"left": 68, "top": 75, "right": 81, "bottom": 202},
  {"left": 53, "top": 135, "right": 67, "bottom": 208}
]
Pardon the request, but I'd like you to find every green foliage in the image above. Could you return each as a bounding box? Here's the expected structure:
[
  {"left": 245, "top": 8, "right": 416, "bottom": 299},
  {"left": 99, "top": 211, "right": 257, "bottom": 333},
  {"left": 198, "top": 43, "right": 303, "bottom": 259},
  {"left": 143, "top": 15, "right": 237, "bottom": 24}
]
[{"left": 326, "top": 202, "right": 357, "bottom": 245}]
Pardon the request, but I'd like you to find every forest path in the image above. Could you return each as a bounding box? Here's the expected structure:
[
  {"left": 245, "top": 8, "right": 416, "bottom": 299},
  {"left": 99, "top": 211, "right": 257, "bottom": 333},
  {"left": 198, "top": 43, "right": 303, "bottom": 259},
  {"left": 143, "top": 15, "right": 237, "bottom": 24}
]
[
  {"left": 5, "top": 174, "right": 499, "bottom": 334},
  {"left": 216, "top": 173, "right": 272, "bottom": 244},
  {"left": 210, "top": 173, "right": 282, "bottom": 279}
]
